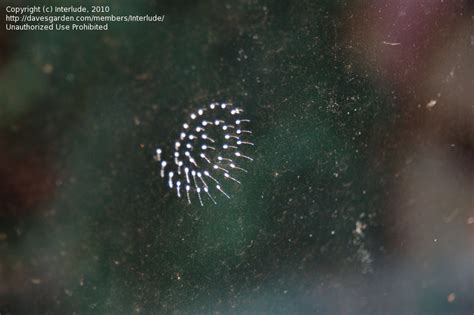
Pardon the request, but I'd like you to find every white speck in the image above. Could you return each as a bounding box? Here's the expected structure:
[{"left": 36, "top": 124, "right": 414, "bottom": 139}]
[
  {"left": 382, "top": 41, "right": 401, "bottom": 46},
  {"left": 354, "top": 221, "right": 366, "bottom": 235},
  {"left": 426, "top": 99, "right": 437, "bottom": 108}
]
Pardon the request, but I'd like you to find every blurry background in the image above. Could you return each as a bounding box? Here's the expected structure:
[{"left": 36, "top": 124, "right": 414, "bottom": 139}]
[{"left": 0, "top": 0, "right": 472, "bottom": 314}]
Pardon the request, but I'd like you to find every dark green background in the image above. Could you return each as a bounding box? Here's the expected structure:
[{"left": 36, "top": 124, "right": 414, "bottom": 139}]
[{"left": 1, "top": 0, "right": 472, "bottom": 314}]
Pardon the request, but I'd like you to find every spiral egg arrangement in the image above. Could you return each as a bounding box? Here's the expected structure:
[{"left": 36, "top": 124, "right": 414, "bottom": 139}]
[{"left": 155, "top": 102, "right": 253, "bottom": 205}]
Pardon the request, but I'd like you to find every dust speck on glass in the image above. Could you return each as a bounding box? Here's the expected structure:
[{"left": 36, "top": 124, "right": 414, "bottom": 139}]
[{"left": 155, "top": 102, "right": 253, "bottom": 205}]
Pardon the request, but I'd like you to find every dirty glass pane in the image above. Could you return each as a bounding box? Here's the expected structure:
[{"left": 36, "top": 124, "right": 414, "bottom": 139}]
[{"left": 1, "top": 1, "right": 472, "bottom": 314}]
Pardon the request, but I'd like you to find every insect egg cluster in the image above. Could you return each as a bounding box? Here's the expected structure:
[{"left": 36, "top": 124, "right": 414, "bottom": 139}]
[{"left": 155, "top": 102, "right": 253, "bottom": 205}]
